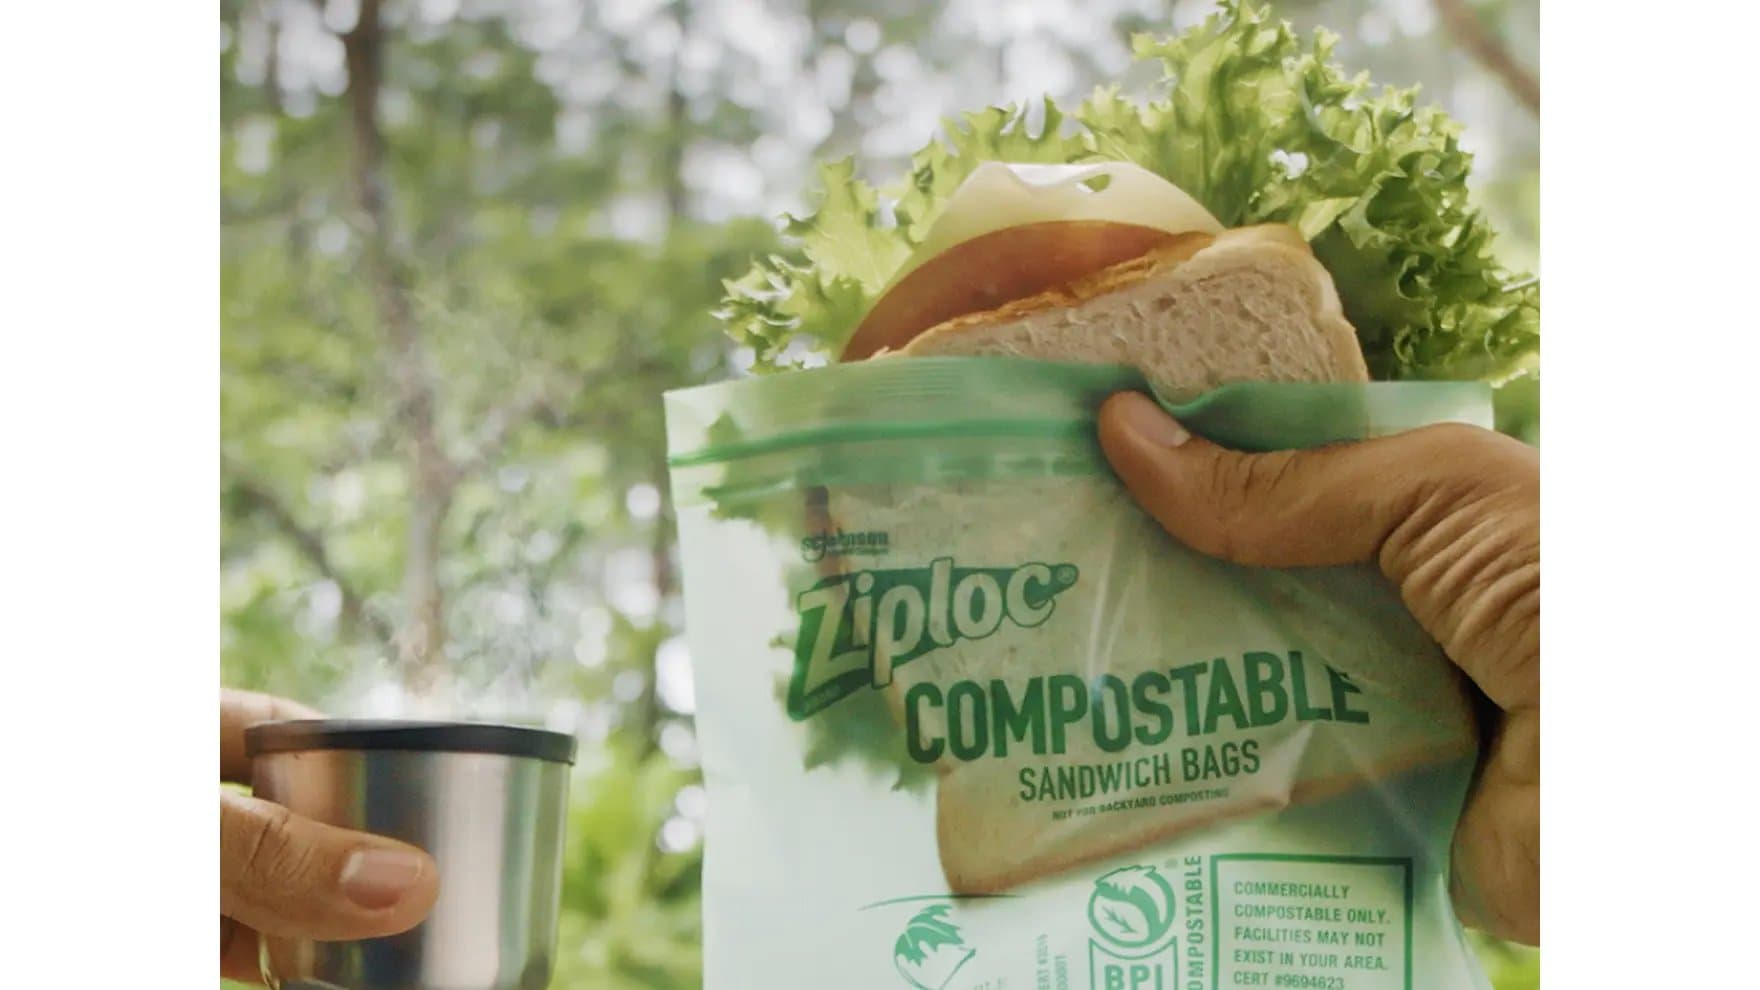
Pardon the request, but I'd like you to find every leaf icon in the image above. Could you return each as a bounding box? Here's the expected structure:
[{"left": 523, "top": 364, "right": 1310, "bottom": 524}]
[{"left": 1102, "top": 903, "right": 1140, "bottom": 935}]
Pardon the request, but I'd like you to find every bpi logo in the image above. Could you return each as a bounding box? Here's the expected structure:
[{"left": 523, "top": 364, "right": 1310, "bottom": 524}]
[{"left": 1087, "top": 866, "right": 1178, "bottom": 989}]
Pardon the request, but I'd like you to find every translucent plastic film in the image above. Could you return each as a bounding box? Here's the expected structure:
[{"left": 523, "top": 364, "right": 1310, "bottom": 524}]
[{"left": 666, "top": 358, "right": 1495, "bottom": 990}]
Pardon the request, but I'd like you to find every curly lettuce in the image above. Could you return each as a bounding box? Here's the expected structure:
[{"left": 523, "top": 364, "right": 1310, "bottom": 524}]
[{"left": 718, "top": 0, "right": 1538, "bottom": 383}]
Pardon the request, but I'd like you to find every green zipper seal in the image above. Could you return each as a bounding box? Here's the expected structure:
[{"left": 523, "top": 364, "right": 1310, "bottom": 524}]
[
  {"left": 667, "top": 417, "right": 1088, "bottom": 468},
  {"left": 664, "top": 357, "right": 1493, "bottom": 469}
]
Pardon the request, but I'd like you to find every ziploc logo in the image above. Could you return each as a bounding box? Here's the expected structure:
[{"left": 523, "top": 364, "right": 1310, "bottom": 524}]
[{"left": 787, "top": 557, "right": 1079, "bottom": 720}]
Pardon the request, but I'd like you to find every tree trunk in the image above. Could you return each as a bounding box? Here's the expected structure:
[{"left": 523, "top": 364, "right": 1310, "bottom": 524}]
[
  {"left": 641, "top": 464, "right": 677, "bottom": 749},
  {"left": 342, "top": 0, "right": 455, "bottom": 700},
  {"left": 263, "top": 0, "right": 282, "bottom": 115},
  {"left": 626, "top": 0, "right": 697, "bottom": 752}
]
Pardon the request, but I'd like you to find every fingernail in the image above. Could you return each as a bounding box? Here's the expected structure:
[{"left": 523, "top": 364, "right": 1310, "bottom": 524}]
[
  {"left": 339, "top": 848, "right": 425, "bottom": 910},
  {"left": 1117, "top": 393, "right": 1190, "bottom": 447}
]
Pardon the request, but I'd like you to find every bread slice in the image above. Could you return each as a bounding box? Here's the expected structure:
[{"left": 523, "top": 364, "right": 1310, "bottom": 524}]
[{"left": 899, "top": 225, "right": 1369, "bottom": 391}]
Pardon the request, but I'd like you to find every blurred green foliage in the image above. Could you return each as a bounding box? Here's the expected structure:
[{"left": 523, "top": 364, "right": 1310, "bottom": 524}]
[
  {"left": 220, "top": 1, "right": 1538, "bottom": 987},
  {"left": 1471, "top": 930, "right": 1542, "bottom": 990}
]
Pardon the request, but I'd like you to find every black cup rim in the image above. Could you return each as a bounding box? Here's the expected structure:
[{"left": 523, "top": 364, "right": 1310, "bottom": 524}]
[{"left": 244, "top": 719, "right": 577, "bottom": 765}]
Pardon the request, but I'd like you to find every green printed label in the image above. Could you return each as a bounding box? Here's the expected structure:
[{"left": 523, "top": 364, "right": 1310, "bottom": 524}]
[
  {"left": 866, "top": 856, "right": 1418, "bottom": 990},
  {"left": 1088, "top": 866, "right": 1180, "bottom": 989},
  {"left": 787, "top": 556, "right": 1080, "bottom": 719},
  {"left": 1212, "top": 856, "right": 1414, "bottom": 990},
  {"left": 893, "top": 904, "right": 976, "bottom": 989},
  {"left": 902, "top": 653, "right": 1369, "bottom": 767}
]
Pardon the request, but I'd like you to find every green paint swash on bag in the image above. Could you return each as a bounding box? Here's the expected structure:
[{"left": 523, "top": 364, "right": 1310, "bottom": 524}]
[{"left": 665, "top": 357, "right": 1497, "bottom": 989}]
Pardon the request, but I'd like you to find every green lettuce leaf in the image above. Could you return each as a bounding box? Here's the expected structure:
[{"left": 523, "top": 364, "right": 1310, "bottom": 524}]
[{"left": 719, "top": 0, "right": 1538, "bottom": 382}]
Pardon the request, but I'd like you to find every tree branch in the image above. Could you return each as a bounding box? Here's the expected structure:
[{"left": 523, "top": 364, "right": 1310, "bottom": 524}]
[
  {"left": 221, "top": 189, "right": 302, "bottom": 224},
  {"left": 449, "top": 356, "right": 674, "bottom": 483},
  {"left": 223, "top": 455, "right": 394, "bottom": 645},
  {"left": 1434, "top": 0, "right": 1540, "bottom": 115},
  {"left": 449, "top": 380, "right": 562, "bottom": 483}
]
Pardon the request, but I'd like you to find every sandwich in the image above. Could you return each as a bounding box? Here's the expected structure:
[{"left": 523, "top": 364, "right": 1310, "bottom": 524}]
[
  {"left": 716, "top": 0, "right": 1539, "bottom": 895},
  {"left": 843, "top": 163, "right": 1368, "bottom": 392}
]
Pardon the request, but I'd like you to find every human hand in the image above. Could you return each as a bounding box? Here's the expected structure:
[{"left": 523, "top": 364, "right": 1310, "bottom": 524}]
[
  {"left": 1098, "top": 393, "right": 1539, "bottom": 945},
  {"left": 220, "top": 690, "right": 440, "bottom": 981}
]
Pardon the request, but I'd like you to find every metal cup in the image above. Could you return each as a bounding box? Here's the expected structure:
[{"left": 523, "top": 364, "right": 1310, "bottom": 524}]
[{"left": 245, "top": 720, "right": 576, "bottom": 990}]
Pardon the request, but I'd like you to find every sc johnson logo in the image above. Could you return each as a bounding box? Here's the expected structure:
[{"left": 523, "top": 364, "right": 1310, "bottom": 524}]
[
  {"left": 800, "top": 528, "right": 890, "bottom": 563},
  {"left": 1087, "top": 866, "right": 1179, "bottom": 989}
]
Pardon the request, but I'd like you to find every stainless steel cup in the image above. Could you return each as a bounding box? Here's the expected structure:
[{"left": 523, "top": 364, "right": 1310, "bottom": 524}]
[{"left": 245, "top": 720, "right": 576, "bottom": 990}]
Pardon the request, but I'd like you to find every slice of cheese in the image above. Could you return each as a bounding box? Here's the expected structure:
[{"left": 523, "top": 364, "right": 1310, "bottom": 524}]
[{"left": 885, "top": 161, "right": 1222, "bottom": 293}]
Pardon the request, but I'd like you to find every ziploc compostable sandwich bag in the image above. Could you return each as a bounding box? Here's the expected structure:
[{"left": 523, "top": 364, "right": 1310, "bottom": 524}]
[{"left": 665, "top": 356, "right": 1496, "bottom": 990}]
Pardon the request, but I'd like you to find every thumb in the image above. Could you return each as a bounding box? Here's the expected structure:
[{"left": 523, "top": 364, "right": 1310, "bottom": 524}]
[
  {"left": 220, "top": 791, "right": 439, "bottom": 941},
  {"left": 1098, "top": 390, "right": 1539, "bottom": 712},
  {"left": 1098, "top": 391, "right": 1490, "bottom": 570},
  {"left": 1100, "top": 390, "right": 1541, "bottom": 944}
]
